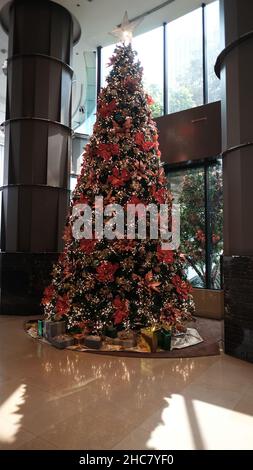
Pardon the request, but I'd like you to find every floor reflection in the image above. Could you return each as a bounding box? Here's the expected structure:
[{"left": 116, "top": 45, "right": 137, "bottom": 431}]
[{"left": 0, "top": 316, "right": 252, "bottom": 449}]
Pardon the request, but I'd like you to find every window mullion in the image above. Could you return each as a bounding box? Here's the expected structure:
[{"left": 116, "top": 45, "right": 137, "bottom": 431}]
[
  {"left": 202, "top": 3, "right": 208, "bottom": 104},
  {"left": 163, "top": 22, "right": 168, "bottom": 115},
  {"left": 204, "top": 161, "right": 212, "bottom": 288}
]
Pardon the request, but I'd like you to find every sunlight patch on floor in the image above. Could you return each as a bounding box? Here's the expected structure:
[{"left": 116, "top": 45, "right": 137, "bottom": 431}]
[
  {"left": 147, "top": 395, "right": 196, "bottom": 450},
  {"left": 0, "top": 384, "right": 26, "bottom": 444},
  {"left": 146, "top": 392, "right": 253, "bottom": 450}
]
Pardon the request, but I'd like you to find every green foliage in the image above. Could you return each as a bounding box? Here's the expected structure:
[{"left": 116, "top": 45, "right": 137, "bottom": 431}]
[
  {"left": 169, "top": 87, "right": 195, "bottom": 114},
  {"left": 144, "top": 51, "right": 221, "bottom": 118},
  {"left": 145, "top": 82, "right": 163, "bottom": 118},
  {"left": 175, "top": 162, "right": 223, "bottom": 288}
]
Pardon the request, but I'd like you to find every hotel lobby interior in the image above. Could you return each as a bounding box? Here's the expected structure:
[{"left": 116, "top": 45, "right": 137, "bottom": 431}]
[{"left": 0, "top": 0, "right": 253, "bottom": 453}]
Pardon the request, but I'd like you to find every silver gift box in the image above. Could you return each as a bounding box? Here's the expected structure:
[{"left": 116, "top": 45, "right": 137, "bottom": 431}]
[
  {"left": 43, "top": 320, "right": 66, "bottom": 338},
  {"left": 49, "top": 334, "right": 75, "bottom": 349}
]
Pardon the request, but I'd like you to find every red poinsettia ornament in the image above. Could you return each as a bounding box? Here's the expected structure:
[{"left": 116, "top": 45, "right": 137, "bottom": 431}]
[{"left": 96, "top": 261, "right": 119, "bottom": 283}]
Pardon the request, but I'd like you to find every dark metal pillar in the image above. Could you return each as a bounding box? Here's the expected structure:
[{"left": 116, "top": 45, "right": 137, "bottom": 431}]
[
  {"left": 0, "top": 0, "right": 80, "bottom": 314},
  {"left": 216, "top": 0, "right": 253, "bottom": 362}
]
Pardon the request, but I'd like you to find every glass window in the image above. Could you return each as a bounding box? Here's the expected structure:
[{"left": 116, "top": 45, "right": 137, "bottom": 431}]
[
  {"left": 167, "top": 8, "right": 203, "bottom": 114},
  {"left": 70, "top": 175, "right": 77, "bottom": 193},
  {"left": 132, "top": 27, "right": 164, "bottom": 118},
  {"left": 169, "top": 166, "right": 206, "bottom": 287},
  {"left": 167, "top": 159, "right": 223, "bottom": 289},
  {"left": 101, "top": 43, "right": 116, "bottom": 87},
  {"left": 206, "top": 1, "right": 221, "bottom": 103}
]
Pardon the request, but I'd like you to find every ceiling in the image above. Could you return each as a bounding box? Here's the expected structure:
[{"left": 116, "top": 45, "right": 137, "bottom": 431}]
[{"left": 0, "top": 0, "right": 214, "bottom": 132}]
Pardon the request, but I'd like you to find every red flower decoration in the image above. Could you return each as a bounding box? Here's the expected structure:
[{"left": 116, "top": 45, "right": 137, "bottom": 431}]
[
  {"left": 124, "top": 77, "right": 138, "bottom": 93},
  {"left": 112, "top": 295, "right": 128, "bottom": 309},
  {"left": 112, "top": 295, "right": 129, "bottom": 325},
  {"left": 135, "top": 132, "right": 145, "bottom": 146},
  {"left": 110, "top": 143, "right": 120, "bottom": 156},
  {"left": 97, "top": 143, "right": 111, "bottom": 161},
  {"left": 108, "top": 167, "right": 130, "bottom": 187},
  {"left": 56, "top": 294, "right": 70, "bottom": 316},
  {"left": 79, "top": 239, "right": 97, "bottom": 254},
  {"left": 144, "top": 271, "right": 161, "bottom": 292},
  {"left": 157, "top": 246, "right": 174, "bottom": 263},
  {"left": 113, "top": 310, "right": 128, "bottom": 325},
  {"left": 134, "top": 131, "right": 155, "bottom": 152},
  {"left": 96, "top": 261, "right": 119, "bottom": 282},
  {"left": 151, "top": 185, "right": 167, "bottom": 204},
  {"left": 158, "top": 167, "right": 166, "bottom": 184},
  {"left": 73, "top": 194, "right": 89, "bottom": 205},
  {"left": 146, "top": 95, "right": 155, "bottom": 105},
  {"left": 172, "top": 275, "right": 192, "bottom": 299},
  {"left": 142, "top": 141, "right": 155, "bottom": 152},
  {"left": 196, "top": 229, "right": 205, "bottom": 243},
  {"left": 127, "top": 195, "right": 143, "bottom": 205},
  {"left": 97, "top": 142, "right": 120, "bottom": 161},
  {"left": 41, "top": 285, "right": 55, "bottom": 305},
  {"left": 172, "top": 275, "right": 182, "bottom": 288},
  {"left": 99, "top": 99, "right": 117, "bottom": 118}
]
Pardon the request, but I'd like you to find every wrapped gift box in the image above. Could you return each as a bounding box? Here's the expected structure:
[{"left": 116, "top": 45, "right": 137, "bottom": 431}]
[
  {"left": 43, "top": 320, "right": 66, "bottom": 339},
  {"left": 119, "top": 338, "right": 137, "bottom": 349},
  {"left": 105, "top": 330, "right": 137, "bottom": 349},
  {"left": 49, "top": 334, "right": 75, "bottom": 349},
  {"left": 117, "top": 330, "right": 137, "bottom": 348},
  {"left": 37, "top": 320, "right": 44, "bottom": 337},
  {"left": 84, "top": 335, "right": 102, "bottom": 349},
  {"left": 156, "top": 328, "right": 172, "bottom": 351},
  {"left": 141, "top": 327, "right": 158, "bottom": 353},
  {"left": 104, "top": 336, "right": 137, "bottom": 349}
]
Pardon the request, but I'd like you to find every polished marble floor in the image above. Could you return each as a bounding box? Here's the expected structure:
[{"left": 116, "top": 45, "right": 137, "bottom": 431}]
[{"left": 0, "top": 315, "right": 253, "bottom": 450}]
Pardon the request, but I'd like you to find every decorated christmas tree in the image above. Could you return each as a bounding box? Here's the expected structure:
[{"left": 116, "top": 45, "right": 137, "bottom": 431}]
[{"left": 42, "top": 24, "right": 194, "bottom": 336}]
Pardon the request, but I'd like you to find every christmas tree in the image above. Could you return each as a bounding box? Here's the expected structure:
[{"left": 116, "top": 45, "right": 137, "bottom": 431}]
[{"left": 42, "top": 41, "right": 195, "bottom": 335}]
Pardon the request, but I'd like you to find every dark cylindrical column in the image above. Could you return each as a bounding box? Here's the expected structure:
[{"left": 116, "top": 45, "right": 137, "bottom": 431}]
[
  {"left": 217, "top": 0, "right": 253, "bottom": 362},
  {"left": 0, "top": 0, "right": 80, "bottom": 314}
]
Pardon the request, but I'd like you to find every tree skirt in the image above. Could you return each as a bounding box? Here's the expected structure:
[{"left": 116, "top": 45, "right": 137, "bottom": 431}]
[{"left": 24, "top": 319, "right": 221, "bottom": 358}]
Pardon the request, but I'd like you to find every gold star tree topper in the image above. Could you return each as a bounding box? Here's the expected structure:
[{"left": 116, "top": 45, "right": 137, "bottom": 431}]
[{"left": 110, "top": 11, "right": 142, "bottom": 44}]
